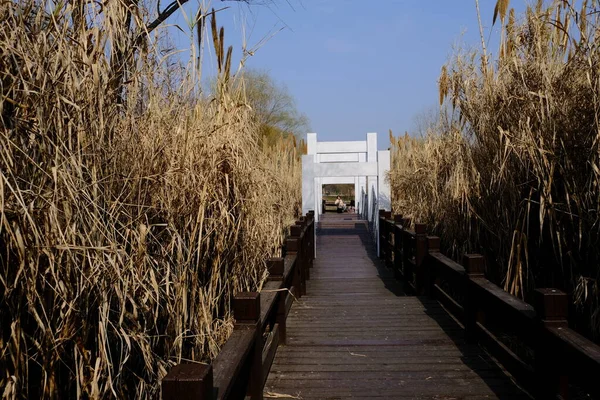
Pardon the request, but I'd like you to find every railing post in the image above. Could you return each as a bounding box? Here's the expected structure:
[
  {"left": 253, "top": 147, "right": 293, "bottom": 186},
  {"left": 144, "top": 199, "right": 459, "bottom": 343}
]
[
  {"left": 162, "top": 364, "right": 214, "bottom": 400},
  {"left": 414, "top": 223, "right": 427, "bottom": 295},
  {"left": 307, "top": 210, "right": 316, "bottom": 261},
  {"left": 401, "top": 219, "right": 414, "bottom": 290},
  {"left": 290, "top": 225, "right": 306, "bottom": 295},
  {"left": 233, "top": 292, "right": 263, "bottom": 400},
  {"left": 383, "top": 212, "right": 392, "bottom": 266},
  {"left": 296, "top": 218, "right": 310, "bottom": 281},
  {"left": 463, "top": 254, "right": 485, "bottom": 343},
  {"left": 533, "top": 288, "right": 569, "bottom": 399},
  {"left": 267, "top": 258, "right": 286, "bottom": 345},
  {"left": 378, "top": 210, "right": 385, "bottom": 259},
  {"left": 393, "top": 215, "right": 404, "bottom": 280},
  {"left": 286, "top": 235, "right": 301, "bottom": 298},
  {"left": 423, "top": 236, "right": 440, "bottom": 297},
  {"left": 267, "top": 257, "right": 284, "bottom": 281}
]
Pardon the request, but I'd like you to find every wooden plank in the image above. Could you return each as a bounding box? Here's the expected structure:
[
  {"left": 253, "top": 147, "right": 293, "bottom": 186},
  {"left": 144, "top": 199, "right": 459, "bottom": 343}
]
[
  {"left": 548, "top": 325, "right": 600, "bottom": 394},
  {"left": 284, "top": 289, "right": 294, "bottom": 318},
  {"left": 432, "top": 283, "right": 465, "bottom": 322},
  {"left": 270, "top": 363, "right": 496, "bottom": 373},
  {"left": 261, "top": 324, "right": 280, "bottom": 388},
  {"left": 266, "top": 378, "right": 523, "bottom": 394},
  {"left": 259, "top": 281, "right": 281, "bottom": 330},
  {"left": 471, "top": 277, "right": 536, "bottom": 319},
  {"left": 476, "top": 322, "right": 535, "bottom": 385},
  {"left": 213, "top": 328, "right": 255, "bottom": 400},
  {"left": 470, "top": 277, "right": 537, "bottom": 345},
  {"left": 265, "top": 221, "right": 529, "bottom": 399},
  {"left": 162, "top": 364, "right": 213, "bottom": 400},
  {"left": 282, "top": 255, "right": 296, "bottom": 286}
]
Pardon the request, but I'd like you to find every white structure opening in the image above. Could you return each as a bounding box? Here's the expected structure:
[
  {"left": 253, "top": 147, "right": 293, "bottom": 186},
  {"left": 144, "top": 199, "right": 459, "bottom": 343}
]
[{"left": 301, "top": 132, "right": 391, "bottom": 223}]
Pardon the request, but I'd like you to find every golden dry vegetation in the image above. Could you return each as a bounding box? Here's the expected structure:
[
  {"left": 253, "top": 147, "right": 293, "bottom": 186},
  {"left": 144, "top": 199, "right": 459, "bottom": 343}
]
[
  {"left": 390, "top": 0, "right": 600, "bottom": 337},
  {"left": 0, "top": 1, "right": 301, "bottom": 398}
]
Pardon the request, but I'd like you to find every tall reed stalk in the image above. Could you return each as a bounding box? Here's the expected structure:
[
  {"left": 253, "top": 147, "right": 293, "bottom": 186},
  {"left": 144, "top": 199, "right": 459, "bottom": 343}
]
[
  {"left": 0, "top": 1, "right": 301, "bottom": 398},
  {"left": 390, "top": 0, "right": 600, "bottom": 338}
]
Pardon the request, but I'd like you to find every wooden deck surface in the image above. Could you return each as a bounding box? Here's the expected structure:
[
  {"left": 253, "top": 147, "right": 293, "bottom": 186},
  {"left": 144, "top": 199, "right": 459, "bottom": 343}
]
[{"left": 264, "top": 214, "right": 530, "bottom": 399}]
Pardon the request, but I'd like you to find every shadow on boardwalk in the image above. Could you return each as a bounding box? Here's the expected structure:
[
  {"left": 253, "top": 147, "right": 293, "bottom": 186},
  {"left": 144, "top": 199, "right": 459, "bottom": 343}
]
[
  {"left": 318, "top": 221, "right": 405, "bottom": 297},
  {"left": 265, "top": 215, "right": 530, "bottom": 399}
]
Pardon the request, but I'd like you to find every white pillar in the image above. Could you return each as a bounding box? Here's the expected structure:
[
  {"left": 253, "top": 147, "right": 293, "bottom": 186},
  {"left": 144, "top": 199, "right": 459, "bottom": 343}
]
[
  {"left": 366, "top": 132, "right": 377, "bottom": 221},
  {"left": 302, "top": 154, "right": 315, "bottom": 216},
  {"left": 377, "top": 150, "right": 391, "bottom": 211},
  {"left": 307, "top": 133, "right": 317, "bottom": 155},
  {"left": 354, "top": 176, "right": 359, "bottom": 212}
]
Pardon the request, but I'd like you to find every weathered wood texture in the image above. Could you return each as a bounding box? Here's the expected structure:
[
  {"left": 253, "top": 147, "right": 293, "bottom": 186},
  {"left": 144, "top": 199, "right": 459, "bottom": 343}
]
[
  {"left": 265, "top": 215, "right": 528, "bottom": 399},
  {"left": 379, "top": 214, "right": 600, "bottom": 399},
  {"left": 162, "top": 212, "right": 316, "bottom": 400}
]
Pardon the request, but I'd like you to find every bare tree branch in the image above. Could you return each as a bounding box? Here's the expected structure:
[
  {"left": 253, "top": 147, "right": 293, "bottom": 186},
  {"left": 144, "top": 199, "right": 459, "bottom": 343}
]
[{"left": 145, "top": 0, "right": 191, "bottom": 35}]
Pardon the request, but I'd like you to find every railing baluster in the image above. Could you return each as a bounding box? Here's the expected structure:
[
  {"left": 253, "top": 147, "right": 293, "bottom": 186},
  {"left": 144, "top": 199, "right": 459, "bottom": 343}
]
[
  {"left": 233, "top": 292, "right": 262, "bottom": 400},
  {"left": 285, "top": 235, "right": 301, "bottom": 298},
  {"left": 414, "top": 223, "right": 427, "bottom": 295},
  {"left": 267, "top": 257, "right": 286, "bottom": 345},
  {"left": 290, "top": 225, "right": 305, "bottom": 295},
  {"left": 463, "top": 254, "right": 485, "bottom": 343},
  {"left": 162, "top": 363, "right": 214, "bottom": 400},
  {"left": 534, "top": 288, "right": 569, "bottom": 399},
  {"left": 392, "top": 215, "right": 404, "bottom": 280},
  {"left": 423, "top": 236, "right": 440, "bottom": 296}
]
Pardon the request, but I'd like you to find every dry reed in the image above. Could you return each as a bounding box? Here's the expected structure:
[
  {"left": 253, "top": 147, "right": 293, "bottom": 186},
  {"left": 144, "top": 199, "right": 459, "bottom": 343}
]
[
  {"left": 0, "top": 1, "right": 301, "bottom": 398},
  {"left": 390, "top": 0, "right": 600, "bottom": 338}
]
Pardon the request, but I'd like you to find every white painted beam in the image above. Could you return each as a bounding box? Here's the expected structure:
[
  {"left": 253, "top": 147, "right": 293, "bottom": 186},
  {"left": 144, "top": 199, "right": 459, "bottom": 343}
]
[
  {"left": 321, "top": 176, "right": 356, "bottom": 185},
  {"left": 318, "top": 153, "right": 361, "bottom": 163},
  {"left": 314, "top": 162, "right": 378, "bottom": 177},
  {"left": 307, "top": 133, "right": 317, "bottom": 155},
  {"left": 317, "top": 141, "right": 367, "bottom": 154}
]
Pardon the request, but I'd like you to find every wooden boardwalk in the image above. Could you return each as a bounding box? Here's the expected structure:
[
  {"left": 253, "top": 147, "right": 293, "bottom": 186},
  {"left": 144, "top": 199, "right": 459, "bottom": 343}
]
[{"left": 264, "top": 214, "right": 530, "bottom": 399}]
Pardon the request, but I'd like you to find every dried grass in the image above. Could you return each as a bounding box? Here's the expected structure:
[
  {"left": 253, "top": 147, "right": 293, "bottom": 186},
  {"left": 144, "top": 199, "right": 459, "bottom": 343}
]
[
  {"left": 0, "top": 1, "right": 301, "bottom": 398},
  {"left": 390, "top": 0, "right": 600, "bottom": 337}
]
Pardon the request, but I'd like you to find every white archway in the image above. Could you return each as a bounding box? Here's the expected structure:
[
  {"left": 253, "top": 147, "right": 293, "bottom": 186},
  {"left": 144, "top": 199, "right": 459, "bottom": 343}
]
[{"left": 301, "top": 132, "right": 391, "bottom": 222}]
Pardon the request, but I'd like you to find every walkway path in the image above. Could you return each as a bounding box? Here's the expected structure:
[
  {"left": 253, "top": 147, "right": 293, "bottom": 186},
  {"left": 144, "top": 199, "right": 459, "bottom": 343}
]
[{"left": 264, "top": 214, "right": 530, "bottom": 399}]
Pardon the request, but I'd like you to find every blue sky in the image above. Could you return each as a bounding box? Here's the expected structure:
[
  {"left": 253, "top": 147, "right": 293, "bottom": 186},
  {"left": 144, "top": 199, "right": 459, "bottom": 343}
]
[{"left": 170, "top": 1, "right": 528, "bottom": 149}]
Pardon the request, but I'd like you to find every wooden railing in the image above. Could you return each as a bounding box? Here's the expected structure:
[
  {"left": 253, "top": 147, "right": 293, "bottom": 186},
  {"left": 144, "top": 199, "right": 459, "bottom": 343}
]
[
  {"left": 161, "top": 211, "right": 315, "bottom": 400},
  {"left": 378, "top": 210, "right": 600, "bottom": 399}
]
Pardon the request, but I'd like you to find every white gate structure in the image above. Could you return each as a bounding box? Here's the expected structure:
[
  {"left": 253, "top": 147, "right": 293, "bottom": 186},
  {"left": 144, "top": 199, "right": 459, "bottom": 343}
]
[{"left": 301, "top": 132, "right": 391, "bottom": 230}]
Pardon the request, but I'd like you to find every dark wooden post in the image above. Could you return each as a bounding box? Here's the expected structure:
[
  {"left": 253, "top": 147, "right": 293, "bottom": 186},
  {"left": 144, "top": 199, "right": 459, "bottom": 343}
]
[
  {"left": 295, "top": 219, "right": 310, "bottom": 281},
  {"left": 286, "top": 235, "right": 301, "bottom": 298},
  {"left": 290, "top": 225, "right": 306, "bottom": 295},
  {"left": 162, "top": 364, "right": 214, "bottom": 400},
  {"left": 381, "top": 215, "right": 386, "bottom": 261},
  {"left": 307, "top": 211, "right": 315, "bottom": 264},
  {"left": 378, "top": 210, "right": 386, "bottom": 259},
  {"left": 383, "top": 212, "right": 392, "bottom": 265},
  {"left": 463, "top": 254, "right": 485, "bottom": 343},
  {"left": 233, "top": 292, "right": 263, "bottom": 400},
  {"left": 533, "top": 288, "right": 569, "bottom": 399},
  {"left": 303, "top": 228, "right": 311, "bottom": 281},
  {"left": 393, "top": 215, "right": 404, "bottom": 279},
  {"left": 267, "top": 258, "right": 286, "bottom": 344},
  {"left": 422, "top": 236, "right": 440, "bottom": 297},
  {"left": 414, "top": 223, "right": 427, "bottom": 295},
  {"left": 267, "top": 257, "right": 284, "bottom": 281},
  {"left": 401, "top": 220, "right": 415, "bottom": 290}
]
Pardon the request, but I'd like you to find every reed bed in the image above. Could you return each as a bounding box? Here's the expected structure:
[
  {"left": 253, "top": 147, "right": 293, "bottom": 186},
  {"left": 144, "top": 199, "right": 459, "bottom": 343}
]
[
  {"left": 390, "top": 0, "right": 600, "bottom": 337},
  {"left": 0, "top": 1, "right": 301, "bottom": 398}
]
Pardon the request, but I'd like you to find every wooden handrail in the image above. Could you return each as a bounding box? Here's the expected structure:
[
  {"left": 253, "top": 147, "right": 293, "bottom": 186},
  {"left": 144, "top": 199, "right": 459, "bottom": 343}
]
[
  {"left": 161, "top": 211, "right": 315, "bottom": 400},
  {"left": 378, "top": 214, "right": 600, "bottom": 399}
]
